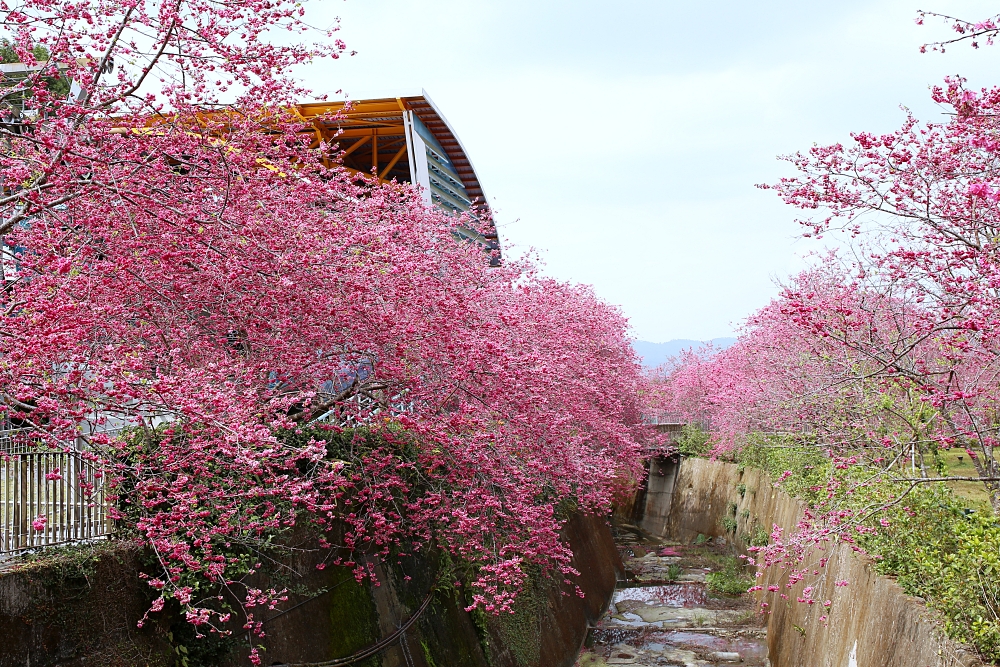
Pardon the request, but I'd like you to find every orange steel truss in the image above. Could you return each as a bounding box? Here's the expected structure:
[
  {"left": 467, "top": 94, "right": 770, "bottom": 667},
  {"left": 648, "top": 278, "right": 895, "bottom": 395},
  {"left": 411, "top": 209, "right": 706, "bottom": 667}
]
[{"left": 122, "top": 93, "right": 499, "bottom": 258}]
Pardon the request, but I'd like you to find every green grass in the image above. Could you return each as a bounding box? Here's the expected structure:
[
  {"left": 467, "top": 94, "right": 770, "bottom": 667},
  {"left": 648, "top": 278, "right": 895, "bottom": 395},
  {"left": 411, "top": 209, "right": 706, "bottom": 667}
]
[{"left": 937, "top": 447, "right": 992, "bottom": 511}]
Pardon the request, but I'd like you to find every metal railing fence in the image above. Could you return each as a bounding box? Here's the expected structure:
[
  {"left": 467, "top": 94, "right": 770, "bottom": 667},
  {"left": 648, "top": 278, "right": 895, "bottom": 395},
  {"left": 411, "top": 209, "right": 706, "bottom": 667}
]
[
  {"left": 311, "top": 388, "right": 414, "bottom": 427},
  {"left": 1, "top": 428, "right": 113, "bottom": 556},
  {"left": 1, "top": 450, "right": 111, "bottom": 553}
]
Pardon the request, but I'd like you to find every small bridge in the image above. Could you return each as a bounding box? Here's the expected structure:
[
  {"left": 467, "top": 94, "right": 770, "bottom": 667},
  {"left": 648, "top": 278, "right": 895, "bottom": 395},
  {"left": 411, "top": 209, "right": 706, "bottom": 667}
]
[
  {"left": 642, "top": 411, "right": 709, "bottom": 428},
  {"left": 642, "top": 411, "right": 709, "bottom": 444}
]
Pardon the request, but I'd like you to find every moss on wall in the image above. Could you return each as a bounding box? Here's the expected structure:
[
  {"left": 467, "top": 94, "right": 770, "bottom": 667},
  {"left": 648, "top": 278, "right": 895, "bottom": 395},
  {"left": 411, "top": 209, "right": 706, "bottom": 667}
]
[
  {"left": 325, "top": 570, "right": 382, "bottom": 667},
  {"left": 493, "top": 580, "right": 543, "bottom": 667}
]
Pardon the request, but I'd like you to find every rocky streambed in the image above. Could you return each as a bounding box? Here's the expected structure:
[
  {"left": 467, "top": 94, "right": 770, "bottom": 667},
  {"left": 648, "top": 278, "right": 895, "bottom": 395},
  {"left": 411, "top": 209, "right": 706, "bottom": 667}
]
[{"left": 575, "top": 524, "right": 768, "bottom": 667}]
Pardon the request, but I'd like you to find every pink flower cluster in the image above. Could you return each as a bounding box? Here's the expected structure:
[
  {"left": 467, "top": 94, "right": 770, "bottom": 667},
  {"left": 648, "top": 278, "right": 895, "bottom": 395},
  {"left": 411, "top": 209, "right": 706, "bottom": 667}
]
[
  {"left": 0, "top": 0, "right": 649, "bottom": 635},
  {"left": 650, "top": 70, "right": 1000, "bottom": 618}
]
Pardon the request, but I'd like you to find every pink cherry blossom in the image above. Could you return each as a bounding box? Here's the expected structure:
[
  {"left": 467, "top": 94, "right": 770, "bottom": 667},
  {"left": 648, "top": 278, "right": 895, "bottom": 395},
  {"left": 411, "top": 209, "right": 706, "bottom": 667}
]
[{"left": 0, "top": 0, "right": 648, "bottom": 634}]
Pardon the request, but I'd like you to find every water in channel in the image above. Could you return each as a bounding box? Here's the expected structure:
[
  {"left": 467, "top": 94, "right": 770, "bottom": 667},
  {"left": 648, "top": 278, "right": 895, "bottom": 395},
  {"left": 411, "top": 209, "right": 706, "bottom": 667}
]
[{"left": 575, "top": 524, "right": 769, "bottom": 667}]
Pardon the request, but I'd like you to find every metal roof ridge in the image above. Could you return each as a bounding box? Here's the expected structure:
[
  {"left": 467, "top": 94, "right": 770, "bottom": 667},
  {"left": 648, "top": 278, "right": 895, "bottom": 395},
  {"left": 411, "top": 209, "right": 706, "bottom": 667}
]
[{"left": 414, "top": 89, "right": 486, "bottom": 204}]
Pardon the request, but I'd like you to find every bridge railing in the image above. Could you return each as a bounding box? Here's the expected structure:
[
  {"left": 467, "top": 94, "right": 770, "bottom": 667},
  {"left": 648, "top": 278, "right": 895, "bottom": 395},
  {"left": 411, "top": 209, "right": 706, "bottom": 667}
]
[
  {"left": 642, "top": 412, "right": 686, "bottom": 426},
  {"left": 642, "top": 412, "right": 710, "bottom": 430},
  {"left": 1, "top": 428, "right": 114, "bottom": 557}
]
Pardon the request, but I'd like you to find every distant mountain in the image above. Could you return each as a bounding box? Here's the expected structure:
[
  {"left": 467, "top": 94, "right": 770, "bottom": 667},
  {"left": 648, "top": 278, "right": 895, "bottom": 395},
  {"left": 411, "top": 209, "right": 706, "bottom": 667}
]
[{"left": 632, "top": 338, "right": 737, "bottom": 368}]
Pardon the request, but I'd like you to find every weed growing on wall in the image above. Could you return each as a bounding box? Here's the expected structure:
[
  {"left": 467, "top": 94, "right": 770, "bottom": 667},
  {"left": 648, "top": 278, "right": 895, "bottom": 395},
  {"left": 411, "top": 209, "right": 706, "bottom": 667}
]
[
  {"left": 706, "top": 555, "right": 754, "bottom": 596},
  {"left": 747, "top": 525, "right": 770, "bottom": 548}
]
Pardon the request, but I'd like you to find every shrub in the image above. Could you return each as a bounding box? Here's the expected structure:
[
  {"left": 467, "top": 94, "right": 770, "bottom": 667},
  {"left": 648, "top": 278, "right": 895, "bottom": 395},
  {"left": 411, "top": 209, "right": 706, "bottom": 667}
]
[
  {"left": 676, "top": 424, "right": 712, "bottom": 457},
  {"left": 748, "top": 525, "right": 769, "bottom": 548},
  {"left": 743, "top": 437, "right": 1000, "bottom": 660}
]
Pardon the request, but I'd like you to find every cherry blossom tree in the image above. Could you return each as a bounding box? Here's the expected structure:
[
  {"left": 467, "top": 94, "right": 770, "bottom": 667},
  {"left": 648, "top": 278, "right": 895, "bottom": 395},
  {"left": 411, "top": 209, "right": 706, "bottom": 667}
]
[
  {"left": 658, "top": 75, "right": 1000, "bottom": 500},
  {"left": 760, "top": 77, "right": 1000, "bottom": 509},
  {"left": 649, "top": 11, "right": 1000, "bottom": 644},
  {"left": 655, "top": 262, "right": 922, "bottom": 457},
  {"left": 0, "top": 0, "right": 648, "bottom": 652}
]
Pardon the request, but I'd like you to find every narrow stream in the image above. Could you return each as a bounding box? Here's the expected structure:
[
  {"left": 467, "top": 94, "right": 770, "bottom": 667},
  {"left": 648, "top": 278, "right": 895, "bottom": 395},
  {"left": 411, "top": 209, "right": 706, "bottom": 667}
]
[{"left": 576, "top": 524, "right": 769, "bottom": 667}]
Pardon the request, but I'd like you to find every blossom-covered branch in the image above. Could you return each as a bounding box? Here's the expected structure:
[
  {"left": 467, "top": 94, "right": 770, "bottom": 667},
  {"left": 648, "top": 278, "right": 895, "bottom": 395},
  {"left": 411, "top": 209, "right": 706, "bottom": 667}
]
[
  {"left": 0, "top": 1, "right": 648, "bottom": 656},
  {"left": 917, "top": 10, "right": 1000, "bottom": 52}
]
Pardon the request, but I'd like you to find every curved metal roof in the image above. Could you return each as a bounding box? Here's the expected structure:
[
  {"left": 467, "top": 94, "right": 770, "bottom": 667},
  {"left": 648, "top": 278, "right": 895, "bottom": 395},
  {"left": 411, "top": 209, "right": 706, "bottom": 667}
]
[{"left": 294, "top": 92, "right": 498, "bottom": 252}]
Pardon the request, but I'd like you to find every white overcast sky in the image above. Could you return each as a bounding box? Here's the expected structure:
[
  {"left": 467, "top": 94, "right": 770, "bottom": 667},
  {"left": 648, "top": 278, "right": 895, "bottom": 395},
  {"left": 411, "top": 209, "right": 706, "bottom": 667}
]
[{"left": 293, "top": 0, "right": 999, "bottom": 342}]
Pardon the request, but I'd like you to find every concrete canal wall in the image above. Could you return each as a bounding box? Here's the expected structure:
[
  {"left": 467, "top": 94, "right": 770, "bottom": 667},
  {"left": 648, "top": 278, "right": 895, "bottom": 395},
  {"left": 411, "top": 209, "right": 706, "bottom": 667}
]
[
  {"left": 639, "top": 457, "right": 983, "bottom": 667},
  {"left": 0, "top": 512, "right": 622, "bottom": 667},
  {"left": 2, "top": 453, "right": 978, "bottom": 667}
]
